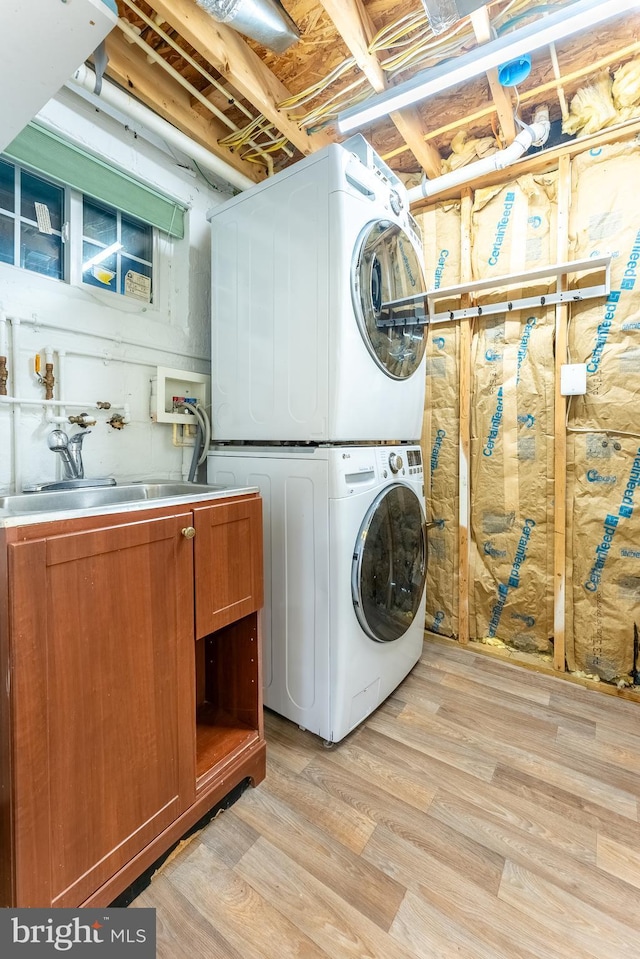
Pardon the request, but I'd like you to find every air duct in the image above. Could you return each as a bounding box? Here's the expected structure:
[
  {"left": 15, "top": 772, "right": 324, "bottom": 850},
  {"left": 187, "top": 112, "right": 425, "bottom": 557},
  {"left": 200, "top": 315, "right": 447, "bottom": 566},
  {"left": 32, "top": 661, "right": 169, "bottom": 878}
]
[{"left": 194, "top": 0, "right": 299, "bottom": 53}]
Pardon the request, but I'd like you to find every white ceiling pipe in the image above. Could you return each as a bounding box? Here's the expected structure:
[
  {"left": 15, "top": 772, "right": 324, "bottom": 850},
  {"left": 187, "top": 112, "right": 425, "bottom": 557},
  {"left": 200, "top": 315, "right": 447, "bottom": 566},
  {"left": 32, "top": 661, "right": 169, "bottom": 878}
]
[
  {"left": 407, "top": 115, "right": 550, "bottom": 204},
  {"left": 68, "top": 64, "right": 255, "bottom": 192}
]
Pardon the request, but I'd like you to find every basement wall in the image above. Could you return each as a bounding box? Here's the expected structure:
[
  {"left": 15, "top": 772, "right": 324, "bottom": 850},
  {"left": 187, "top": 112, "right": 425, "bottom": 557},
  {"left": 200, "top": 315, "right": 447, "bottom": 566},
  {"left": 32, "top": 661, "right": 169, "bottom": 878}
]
[
  {"left": 419, "top": 143, "right": 640, "bottom": 682},
  {"left": 418, "top": 203, "right": 461, "bottom": 638},
  {"left": 0, "top": 86, "right": 227, "bottom": 493}
]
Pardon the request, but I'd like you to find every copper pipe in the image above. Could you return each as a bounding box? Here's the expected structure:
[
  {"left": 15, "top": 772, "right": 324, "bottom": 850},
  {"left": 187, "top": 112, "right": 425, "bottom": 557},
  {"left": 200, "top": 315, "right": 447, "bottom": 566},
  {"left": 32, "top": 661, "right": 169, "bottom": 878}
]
[{"left": 42, "top": 363, "right": 55, "bottom": 401}]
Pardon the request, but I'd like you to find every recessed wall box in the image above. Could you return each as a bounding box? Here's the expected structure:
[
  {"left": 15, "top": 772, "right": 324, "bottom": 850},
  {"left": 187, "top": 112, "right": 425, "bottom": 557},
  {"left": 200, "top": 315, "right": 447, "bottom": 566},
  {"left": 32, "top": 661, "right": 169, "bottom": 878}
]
[
  {"left": 560, "top": 363, "right": 588, "bottom": 396},
  {"left": 151, "top": 367, "right": 209, "bottom": 424}
]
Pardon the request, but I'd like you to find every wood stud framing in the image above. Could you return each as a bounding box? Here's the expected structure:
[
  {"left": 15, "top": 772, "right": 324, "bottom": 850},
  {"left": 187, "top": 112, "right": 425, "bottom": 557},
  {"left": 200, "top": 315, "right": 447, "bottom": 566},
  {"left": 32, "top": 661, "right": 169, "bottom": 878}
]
[{"left": 105, "top": 2, "right": 640, "bottom": 185}]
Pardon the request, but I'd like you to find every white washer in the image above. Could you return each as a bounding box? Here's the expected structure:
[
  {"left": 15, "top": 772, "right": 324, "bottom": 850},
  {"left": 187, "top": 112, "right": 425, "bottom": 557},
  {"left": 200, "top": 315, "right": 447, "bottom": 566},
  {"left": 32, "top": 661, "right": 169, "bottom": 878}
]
[
  {"left": 208, "top": 444, "right": 427, "bottom": 744},
  {"left": 209, "top": 135, "right": 427, "bottom": 443}
]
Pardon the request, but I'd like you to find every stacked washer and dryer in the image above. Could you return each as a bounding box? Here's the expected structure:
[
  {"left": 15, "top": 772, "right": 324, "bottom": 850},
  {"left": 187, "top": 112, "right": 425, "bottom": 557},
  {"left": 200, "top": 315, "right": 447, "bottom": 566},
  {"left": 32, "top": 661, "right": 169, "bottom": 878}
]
[{"left": 207, "top": 135, "right": 429, "bottom": 744}]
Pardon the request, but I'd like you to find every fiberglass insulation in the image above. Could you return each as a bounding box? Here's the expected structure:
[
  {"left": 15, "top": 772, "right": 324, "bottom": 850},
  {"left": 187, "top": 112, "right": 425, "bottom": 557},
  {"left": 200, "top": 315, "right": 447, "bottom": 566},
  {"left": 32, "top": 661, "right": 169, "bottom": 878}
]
[
  {"left": 417, "top": 202, "right": 461, "bottom": 638},
  {"left": 566, "top": 143, "right": 640, "bottom": 681},
  {"left": 468, "top": 175, "right": 557, "bottom": 654}
]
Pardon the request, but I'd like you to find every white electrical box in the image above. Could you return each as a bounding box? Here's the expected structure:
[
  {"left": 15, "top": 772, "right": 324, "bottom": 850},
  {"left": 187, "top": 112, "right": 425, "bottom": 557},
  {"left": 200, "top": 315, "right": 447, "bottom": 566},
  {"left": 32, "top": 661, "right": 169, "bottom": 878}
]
[
  {"left": 560, "top": 363, "right": 588, "bottom": 396},
  {"left": 1, "top": 0, "right": 118, "bottom": 154},
  {"left": 151, "top": 367, "right": 210, "bottom": 424}
]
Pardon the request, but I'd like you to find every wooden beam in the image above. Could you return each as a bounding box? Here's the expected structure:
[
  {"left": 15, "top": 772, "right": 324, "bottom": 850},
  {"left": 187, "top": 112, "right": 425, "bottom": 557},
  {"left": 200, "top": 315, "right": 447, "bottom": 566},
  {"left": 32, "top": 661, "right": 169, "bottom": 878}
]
[
  {"left": 470, "top": 7, "right": 516, "bottom": 143},
  {"left": 143, "top": 0, "right": 331, "bottom": 155},
  {"left": 104, "top": 31, "right": 262, "bottom": 182},
  {"left": 409, "top": 116, "right": 640, "bottom": 208},
  {"left": 318, "top": 0, "right": 442, "bottom": 178},
  {"left": 553, "top": 154, "right": 571, "bottom": 673},
  {"left": 458, "top": 189, "right": 473, "bottom": 645}
]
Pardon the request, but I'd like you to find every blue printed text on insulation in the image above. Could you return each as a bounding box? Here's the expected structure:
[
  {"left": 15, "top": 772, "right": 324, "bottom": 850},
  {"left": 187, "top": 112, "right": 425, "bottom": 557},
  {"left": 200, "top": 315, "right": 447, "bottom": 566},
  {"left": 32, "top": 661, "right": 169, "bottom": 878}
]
[
  {"left": 430, "top": 429, "right": 446, "bottom": 475},
  {"left": 586, "top": 469, "right": 617, "bottom": 484},
  {"left": 431, "top": 611, "right": 445, "bottom": 633},
  {"left": 619, "top": 447, "right": 640, "bottom": 518},
  {"left": 433, "top": 250, "right": 449, "bottom": 289},
  {"left": 399, "top": 238, "right": 418, "bottom": 287},
  {"left": 516, "top": 317, "right": 536, "bottom": 383},
  {"left": 587, "top": 227, "right": 640, "bottom": 373},
  {"left": 483, "top": 387, "right": 504, "bottom": 456},
  {"left": 620, "top": 229, "right": 640, "bottom": 291},
  {"left": 584, "top": 515, "right": 619, "bottom": 592},
  {"left": 483, "top": 541, "right": 507, "bottom": 558},
  {"left": 585, "top": 447, "right": 640, "bottom": 591},
  {"left": 488, "top": 519, "right": 536, "bottom": 636},
  {"left": 511, "top": 612, "right": 536, "bottom": 628},
  {"left": 587, "top": 292, "right": 620, "bottom": 373},
  {"left": 622, "top": 548, "right": 640, "bottom": 558},
  {"left": 488, "top": 192, "right": 516, "bottom": 266}
]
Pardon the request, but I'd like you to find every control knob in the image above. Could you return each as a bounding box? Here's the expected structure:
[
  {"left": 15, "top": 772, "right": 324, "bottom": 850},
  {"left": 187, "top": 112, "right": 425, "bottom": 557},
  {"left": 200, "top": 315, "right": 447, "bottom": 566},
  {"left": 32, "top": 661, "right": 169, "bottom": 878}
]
[
  {"left": 388, "top": 452, "right": 403, "bottom": 474},
  {"left": 389, "top": 190, "right": 403, "bottom": 215}
]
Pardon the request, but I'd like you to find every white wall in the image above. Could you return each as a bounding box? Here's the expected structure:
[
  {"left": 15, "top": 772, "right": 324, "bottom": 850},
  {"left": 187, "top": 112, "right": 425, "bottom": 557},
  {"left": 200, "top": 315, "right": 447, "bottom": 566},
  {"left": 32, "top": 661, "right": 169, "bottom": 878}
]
[{"left": 0, "top": 86, "right": 230, "bottom": 493}]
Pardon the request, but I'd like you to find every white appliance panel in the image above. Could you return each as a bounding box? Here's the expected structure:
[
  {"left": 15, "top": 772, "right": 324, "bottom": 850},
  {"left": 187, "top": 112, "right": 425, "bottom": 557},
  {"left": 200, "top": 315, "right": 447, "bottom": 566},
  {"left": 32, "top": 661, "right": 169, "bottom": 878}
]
[
  {"left": 209, "top": 136, "right": 426, "bottom": 442},
  {"left": 208, "top": 444, "right": 426, "bottom": 742}
]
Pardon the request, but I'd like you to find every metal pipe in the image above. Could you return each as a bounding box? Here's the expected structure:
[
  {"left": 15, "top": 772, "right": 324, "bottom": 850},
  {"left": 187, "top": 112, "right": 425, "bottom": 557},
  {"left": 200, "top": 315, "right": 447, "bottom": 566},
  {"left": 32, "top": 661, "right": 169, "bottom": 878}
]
[
  {"left": 0, "top": 309, "right": 7, "bottom": 396},
  {"left": 68, "top": 64, "right": 254, "bottom": 192},
  {"left": 10, "top": 315, "right": 21, "bottom": 492},
  {"left": 194, "top": 0, "right": 299, "bottom": 54}
]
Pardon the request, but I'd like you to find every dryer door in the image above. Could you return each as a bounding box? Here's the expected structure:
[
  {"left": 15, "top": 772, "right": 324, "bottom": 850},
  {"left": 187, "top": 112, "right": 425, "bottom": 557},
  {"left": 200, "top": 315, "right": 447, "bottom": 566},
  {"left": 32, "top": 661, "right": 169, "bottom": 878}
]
[
  {"left": 352, "top": 484, "right": 427, "bottom": 643},
  {"left": 352, "top": 220, "right": 427, "bottom": 380}
]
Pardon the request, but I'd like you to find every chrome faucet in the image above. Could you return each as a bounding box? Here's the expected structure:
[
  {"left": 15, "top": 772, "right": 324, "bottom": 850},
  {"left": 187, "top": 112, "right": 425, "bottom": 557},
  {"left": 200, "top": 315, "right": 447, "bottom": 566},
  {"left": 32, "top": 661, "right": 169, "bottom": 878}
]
[{"left": 47, "top": 429, "right": 90, "bottom": 480}]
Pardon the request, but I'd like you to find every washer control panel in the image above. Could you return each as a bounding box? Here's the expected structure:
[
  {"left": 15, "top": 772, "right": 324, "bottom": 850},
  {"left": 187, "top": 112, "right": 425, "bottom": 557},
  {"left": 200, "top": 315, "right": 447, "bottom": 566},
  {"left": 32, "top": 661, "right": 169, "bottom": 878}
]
[
  {"left": 374, "top": 445, "right": 423, "bottom": 480},
  {"left": 388, "top": 452, "right": 403, "bottom": 474}
]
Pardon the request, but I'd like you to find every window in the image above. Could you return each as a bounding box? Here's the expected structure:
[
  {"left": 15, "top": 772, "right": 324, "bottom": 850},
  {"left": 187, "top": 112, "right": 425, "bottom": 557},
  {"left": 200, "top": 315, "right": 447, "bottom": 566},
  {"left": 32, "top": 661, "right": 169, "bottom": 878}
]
[
  {"left": 82, "top": 198, "right": 153, "bottom": 300},
  {"left": 0, "top": 158, "right": 65, "bottom": 280},
  {"left": 0, "top": 155, "right": 155, "bottom": 302}
]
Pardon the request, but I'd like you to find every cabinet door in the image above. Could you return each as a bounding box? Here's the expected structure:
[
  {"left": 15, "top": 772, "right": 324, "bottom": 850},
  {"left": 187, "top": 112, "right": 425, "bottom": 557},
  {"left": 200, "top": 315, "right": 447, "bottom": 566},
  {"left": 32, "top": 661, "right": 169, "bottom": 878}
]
[
  {"left": 8, "top": 513, "right": 196, "bottom": 907},
  {"left": 193, "top": 496, "right": 263, "bottom": 638}
]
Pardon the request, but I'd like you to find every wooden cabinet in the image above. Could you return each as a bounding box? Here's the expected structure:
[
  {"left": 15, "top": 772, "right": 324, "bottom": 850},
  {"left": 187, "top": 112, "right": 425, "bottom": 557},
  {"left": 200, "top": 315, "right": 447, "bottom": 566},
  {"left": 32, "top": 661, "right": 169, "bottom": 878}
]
[{"left": 0, "top": 492, "right": 265, "bottom": 908}]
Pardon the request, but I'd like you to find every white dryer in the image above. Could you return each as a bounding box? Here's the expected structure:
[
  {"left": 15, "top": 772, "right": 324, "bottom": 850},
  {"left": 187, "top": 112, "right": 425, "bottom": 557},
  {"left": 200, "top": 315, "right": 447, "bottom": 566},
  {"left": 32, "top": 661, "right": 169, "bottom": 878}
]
[
  {"left": 209, "top": 135, "right": 427, "bottom": 443},
  {"left": 208, "top": 444, "right": 427, "bottom": 744}
]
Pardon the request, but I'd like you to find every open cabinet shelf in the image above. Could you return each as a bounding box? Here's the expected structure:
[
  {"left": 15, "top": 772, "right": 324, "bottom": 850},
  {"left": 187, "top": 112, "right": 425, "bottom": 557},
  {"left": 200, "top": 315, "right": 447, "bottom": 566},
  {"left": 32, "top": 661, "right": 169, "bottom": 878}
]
[{"left": 195, "top": 613, "right": 261, "bottom": 786}]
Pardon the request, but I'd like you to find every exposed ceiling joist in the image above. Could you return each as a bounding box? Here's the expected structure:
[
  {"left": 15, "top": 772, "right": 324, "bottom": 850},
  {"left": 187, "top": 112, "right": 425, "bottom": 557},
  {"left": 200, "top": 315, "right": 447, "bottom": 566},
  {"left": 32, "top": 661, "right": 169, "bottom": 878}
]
[
  {"left": 470, "top": 7, "right": 523, "bottom": 143},
  {"left": 141, "top": 0, "right": 331, "bottom": 155},
  {"left": 318, "top": 0, "right": 443, "bottom": 178},
  {"left": 104, "top": 30, "right": 262, "bottom": 181}
]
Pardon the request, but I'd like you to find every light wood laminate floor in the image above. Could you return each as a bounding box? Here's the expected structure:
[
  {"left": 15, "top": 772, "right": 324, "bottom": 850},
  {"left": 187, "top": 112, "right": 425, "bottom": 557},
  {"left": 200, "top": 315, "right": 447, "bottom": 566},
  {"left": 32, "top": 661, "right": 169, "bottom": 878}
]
[{"left": 133, "top": 640, "right": 640, "bottom": 958}]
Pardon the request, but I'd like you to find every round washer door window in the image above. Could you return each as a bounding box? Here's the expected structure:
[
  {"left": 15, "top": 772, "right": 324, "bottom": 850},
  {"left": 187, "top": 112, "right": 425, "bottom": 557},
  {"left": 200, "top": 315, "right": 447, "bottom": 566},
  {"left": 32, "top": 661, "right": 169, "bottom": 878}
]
[
  {"left": 352, "top": 220, "right": 427, "bottom": 380},
  {"left": 352, "top": 484, "right": 427, "bottom": 643}
]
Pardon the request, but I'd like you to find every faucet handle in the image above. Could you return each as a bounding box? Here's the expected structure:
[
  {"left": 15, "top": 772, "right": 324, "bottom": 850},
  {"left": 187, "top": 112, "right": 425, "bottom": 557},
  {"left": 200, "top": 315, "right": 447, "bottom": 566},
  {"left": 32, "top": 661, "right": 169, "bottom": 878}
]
[
  {"left": 47, "top": 429, "right": 69, "bottom": 451},
  {"left": 68, "top": 430, "right": 91, "bottom": 447}
]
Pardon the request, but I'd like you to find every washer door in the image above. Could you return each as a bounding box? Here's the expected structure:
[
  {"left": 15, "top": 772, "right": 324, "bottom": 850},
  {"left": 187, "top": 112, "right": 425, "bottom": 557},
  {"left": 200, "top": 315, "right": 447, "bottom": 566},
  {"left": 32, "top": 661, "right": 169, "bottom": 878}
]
[
  {"left": 352, "top": 484, "right": 427, "bottom": 643},
  {"left": 352, "top": 220, "right": 427, "bottom": 380}
]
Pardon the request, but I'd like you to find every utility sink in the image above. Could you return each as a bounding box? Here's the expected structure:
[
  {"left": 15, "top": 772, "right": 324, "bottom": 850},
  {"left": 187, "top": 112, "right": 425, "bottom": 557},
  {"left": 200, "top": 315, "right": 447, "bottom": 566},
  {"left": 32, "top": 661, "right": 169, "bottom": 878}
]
[{"left": 0, "top": 482, "right": 223, "bottom": 516}]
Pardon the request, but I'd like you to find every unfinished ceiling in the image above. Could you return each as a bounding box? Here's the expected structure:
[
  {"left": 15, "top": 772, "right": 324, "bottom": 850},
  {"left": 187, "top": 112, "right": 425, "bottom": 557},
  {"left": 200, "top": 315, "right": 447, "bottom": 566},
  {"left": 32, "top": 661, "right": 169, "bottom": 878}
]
[{"left": 102, "top": 1, "right": 640, "bottom": 186}]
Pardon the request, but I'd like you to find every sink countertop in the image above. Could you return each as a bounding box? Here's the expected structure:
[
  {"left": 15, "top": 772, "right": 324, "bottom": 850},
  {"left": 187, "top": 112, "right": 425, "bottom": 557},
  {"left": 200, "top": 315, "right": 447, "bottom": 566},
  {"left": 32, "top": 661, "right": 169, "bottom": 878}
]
[{"left": 0, "top": 484, "right": 260, "bottom": 528}]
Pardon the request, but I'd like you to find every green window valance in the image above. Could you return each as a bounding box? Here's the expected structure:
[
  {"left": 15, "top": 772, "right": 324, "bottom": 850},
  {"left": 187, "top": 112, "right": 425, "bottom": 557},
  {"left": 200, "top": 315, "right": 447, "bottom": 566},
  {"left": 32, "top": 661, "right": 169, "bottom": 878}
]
[{"left": 4, "top": 122, "right": 186, "bottom": 239}]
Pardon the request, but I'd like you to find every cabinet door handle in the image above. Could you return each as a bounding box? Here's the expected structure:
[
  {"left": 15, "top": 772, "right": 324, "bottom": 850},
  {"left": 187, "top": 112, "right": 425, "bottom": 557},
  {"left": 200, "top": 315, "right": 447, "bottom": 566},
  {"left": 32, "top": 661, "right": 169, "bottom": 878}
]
[{"left": 181, "top": 526, "right": 196, "bottom": 539}]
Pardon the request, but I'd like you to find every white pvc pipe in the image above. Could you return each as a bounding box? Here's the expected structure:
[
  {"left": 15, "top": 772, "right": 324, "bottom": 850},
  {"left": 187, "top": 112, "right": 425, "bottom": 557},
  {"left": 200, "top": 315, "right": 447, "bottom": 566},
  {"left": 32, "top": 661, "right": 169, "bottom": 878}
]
[
  {"left": 0, "top": 310, "right": 7, "bottom": 358},
  {"left": 407, "top": 119, "right": 551, "bottom": 204},
  {"left": 10, "top": 316, "right": 21, "bottom": 492},
  {"left": 54, "top": 348, "right": 66, "bottom": 428},
  {"left": 68, "top": 64, "right": 255, "bottom": 193},
  {"left": 17, "top": 312, "right": 206, "bottom": 364},
  {"left": 0, "top": 396, "right": 130, "bottom": 409}
]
